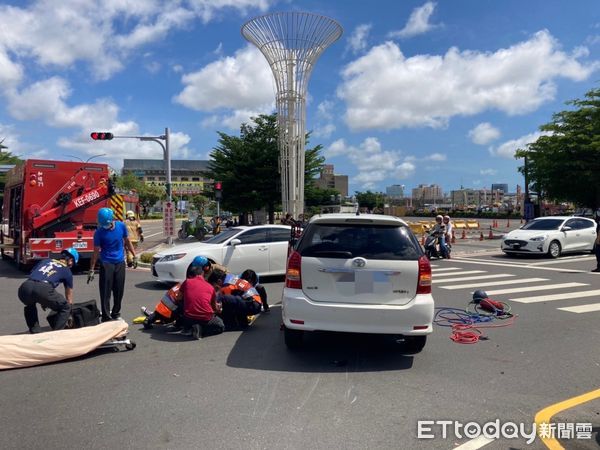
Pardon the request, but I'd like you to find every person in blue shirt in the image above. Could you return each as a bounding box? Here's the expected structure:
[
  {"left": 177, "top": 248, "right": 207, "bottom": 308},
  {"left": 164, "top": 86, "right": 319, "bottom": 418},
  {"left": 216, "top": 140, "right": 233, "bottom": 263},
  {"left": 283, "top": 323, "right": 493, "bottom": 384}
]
[
  {"left": 17, "top": 248, "right": 79, "bottom": 333},
  {"left": 88, "top": 208, "right": 136, "bottom": 322}
]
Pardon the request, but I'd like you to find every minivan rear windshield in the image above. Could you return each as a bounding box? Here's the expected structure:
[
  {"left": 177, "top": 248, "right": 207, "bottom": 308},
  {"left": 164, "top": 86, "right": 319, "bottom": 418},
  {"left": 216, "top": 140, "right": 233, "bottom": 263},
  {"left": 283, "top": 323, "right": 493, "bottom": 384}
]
[{"left": 297, "top": 224, "right": 422, "bottom": 260}]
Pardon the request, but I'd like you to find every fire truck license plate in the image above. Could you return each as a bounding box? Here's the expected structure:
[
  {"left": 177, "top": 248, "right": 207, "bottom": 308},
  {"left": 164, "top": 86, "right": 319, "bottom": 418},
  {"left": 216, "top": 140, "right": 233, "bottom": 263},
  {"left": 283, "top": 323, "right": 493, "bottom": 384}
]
[{"left": 72, "top": 242, "right": 88, "bottom": 249}]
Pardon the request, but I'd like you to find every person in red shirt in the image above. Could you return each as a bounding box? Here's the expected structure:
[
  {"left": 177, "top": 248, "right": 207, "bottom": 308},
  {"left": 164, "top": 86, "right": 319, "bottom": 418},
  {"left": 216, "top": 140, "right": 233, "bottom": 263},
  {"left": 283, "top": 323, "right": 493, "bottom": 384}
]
[{"left": 180, "top": 256, "right": 225, "bottom": 340}]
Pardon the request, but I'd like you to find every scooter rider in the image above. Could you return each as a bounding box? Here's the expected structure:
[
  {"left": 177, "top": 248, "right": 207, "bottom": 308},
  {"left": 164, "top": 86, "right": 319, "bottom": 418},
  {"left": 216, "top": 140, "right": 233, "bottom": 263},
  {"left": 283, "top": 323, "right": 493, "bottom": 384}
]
[
  {"left": 17, "top": 248, "right": 79, "bottom": 333},
  {"left": 443, "top": 215, "right": 453, "bottom": 258},
  {"left": 431, "top": 215, "right": 449, "bottom": 258}
]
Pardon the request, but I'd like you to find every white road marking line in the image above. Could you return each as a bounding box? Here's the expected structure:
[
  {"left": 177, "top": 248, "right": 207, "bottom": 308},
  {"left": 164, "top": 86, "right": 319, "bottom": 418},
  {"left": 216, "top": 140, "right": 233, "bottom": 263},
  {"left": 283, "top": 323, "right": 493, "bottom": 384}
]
[
  {"left": 439, "top": 278, "right": 547, "bottom": 290},
  {"left": 485, "top": 282, "right": 588, "bottom": 295},
  {"left": 447, "top": 257, "right": 586, "bottom": 273},
  {"left": 432, "top": 270, "right": 486, "bottom": 278},
  {"left": 431, "top": 267, "right": 462, "bottom": 272},
  {"left": 144, "top": 231, "right": 164, "bottom": 238},
  {"left": 527, "top": 255, "right": 595, "bottom": 265},
  {"left": 510, "top": 289, "right": 600, "bottom": 304},
  {"left": 434, "top": 274, "right": 516, "bottom": 284},
  {"left": 453, "top": 435, "right": 495, "bottom": 450},
  {"left": 557, "top": 303, "right": 600, "bottom": 313}
]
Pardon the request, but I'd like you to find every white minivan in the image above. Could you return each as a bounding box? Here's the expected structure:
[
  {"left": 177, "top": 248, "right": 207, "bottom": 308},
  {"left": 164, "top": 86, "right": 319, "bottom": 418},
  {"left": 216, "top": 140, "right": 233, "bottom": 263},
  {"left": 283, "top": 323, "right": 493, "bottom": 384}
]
[{"left": 281, "top": 214, "right": 434, "bottom": 353}]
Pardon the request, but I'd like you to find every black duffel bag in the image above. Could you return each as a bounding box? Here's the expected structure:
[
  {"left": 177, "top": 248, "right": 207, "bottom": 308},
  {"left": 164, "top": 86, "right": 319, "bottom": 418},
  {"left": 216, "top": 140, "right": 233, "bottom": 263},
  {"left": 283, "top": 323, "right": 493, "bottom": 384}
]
[{"left": 48, "top": 300, "right": 101, "bottom": 329}]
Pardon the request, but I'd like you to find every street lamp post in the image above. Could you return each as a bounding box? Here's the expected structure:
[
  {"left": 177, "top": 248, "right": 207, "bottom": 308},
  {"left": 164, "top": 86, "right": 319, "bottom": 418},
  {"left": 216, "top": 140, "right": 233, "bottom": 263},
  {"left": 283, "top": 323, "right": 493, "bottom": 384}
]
[{"left": 91, "top": 127, "right": 173, "bottom": 245}]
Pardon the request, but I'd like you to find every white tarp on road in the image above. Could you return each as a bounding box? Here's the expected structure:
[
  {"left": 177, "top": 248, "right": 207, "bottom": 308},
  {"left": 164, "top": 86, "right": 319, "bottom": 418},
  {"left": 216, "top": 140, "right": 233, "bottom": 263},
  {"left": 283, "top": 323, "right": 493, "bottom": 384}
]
[{"left": 0, "top": 320, "right": 129, "bottom": 370}]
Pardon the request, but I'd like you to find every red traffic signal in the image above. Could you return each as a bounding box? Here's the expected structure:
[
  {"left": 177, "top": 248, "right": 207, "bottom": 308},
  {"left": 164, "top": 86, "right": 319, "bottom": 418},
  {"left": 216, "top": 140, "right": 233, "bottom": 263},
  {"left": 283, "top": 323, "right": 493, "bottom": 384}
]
[
  {"left": 90, "top": 132, "right": 114, "bottom": 140},
  {"left": 215, "top": 181, "right": 222, "bottom": 191}
]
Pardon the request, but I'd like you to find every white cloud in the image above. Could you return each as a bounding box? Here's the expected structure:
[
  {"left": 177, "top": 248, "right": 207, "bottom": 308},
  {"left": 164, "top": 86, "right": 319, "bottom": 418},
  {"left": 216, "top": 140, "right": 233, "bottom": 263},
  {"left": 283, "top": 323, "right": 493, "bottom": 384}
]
[
  {"left": 424, "top": 152, "right": 446, "bottom": 161},
  {"left": 317, "top": 101, "right": 335, "bottom": 121},
  {"left": 346, "top": 24, "right": 372, "bottom": 55},
  {"left": 388, "top": 2, "right": 438, "bottom": 39},
  {"left": 338, "top": 30, "right": 599, "bottom": 131},
  {"left": 480, "top": 168, "right": 498, "bottom": 176},
  {"left": 325, "top": 137, "right": 415, "bottom": 189},
  {"left": 489, "top": 131, "right": 552, "bottom": 159},
  {"left": 0, "top": 48, "right": 23, "bottom": 90},
  {"left": 469, "top": 122, "right": 501, "bottom": 145},
  {"left": 174, "top": 45, "right": 274, "bottom": 112},
  {"left": 313, "top": 124, "right": 336, "bottom": 139},
  {"left": 201, "top": 109, "right": 270, "bottom": 130},
  {"left": 0, "top": 0, "right": 275, "bottom": 82}
]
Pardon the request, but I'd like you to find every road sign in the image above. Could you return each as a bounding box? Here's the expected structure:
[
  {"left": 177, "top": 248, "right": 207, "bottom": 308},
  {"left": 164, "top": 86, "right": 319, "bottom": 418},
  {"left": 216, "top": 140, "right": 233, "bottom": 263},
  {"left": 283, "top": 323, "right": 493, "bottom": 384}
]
[{"left": 163, "top": 201, "right": 175, "bottom": 237}]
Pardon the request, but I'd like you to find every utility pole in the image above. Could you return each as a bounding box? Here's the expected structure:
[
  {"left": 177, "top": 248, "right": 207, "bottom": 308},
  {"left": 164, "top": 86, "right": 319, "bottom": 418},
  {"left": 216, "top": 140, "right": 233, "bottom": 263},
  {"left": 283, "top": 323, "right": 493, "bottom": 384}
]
[{"left": 91, "top": 127, "right": 174, "bottom": 245}]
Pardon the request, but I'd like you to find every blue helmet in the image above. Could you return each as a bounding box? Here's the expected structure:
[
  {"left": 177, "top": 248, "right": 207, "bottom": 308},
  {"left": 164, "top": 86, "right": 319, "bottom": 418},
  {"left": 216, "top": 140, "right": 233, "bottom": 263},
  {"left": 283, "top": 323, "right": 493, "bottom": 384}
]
[
  {"left": 191, "top": 255, "right": 210, "bottom": 268},
  {"left": 97, "top": 207, "right": 114, "bottom": 227},
  {"left": 61, "top": 247, "right": 79, "bottom": 264}
]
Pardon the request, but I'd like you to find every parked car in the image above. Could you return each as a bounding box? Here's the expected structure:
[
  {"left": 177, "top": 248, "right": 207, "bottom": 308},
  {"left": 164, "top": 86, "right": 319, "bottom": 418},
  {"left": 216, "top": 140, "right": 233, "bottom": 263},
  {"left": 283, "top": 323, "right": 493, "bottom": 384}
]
[
  {"left": 281, "top": 213, "right": 434, "bottom": 352},
  {"left": 501, "top": 216, "right": 597, "bottom": 258},
  {"left": 151, "top": 225, "right": 291, "bottom": 283}
]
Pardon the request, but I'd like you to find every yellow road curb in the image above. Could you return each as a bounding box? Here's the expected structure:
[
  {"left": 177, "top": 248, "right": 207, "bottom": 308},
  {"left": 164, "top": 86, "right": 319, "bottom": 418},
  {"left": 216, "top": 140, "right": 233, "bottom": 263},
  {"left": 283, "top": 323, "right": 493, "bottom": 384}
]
[{"left": 534, "top": 388, "right": 600, "bottom": 449}]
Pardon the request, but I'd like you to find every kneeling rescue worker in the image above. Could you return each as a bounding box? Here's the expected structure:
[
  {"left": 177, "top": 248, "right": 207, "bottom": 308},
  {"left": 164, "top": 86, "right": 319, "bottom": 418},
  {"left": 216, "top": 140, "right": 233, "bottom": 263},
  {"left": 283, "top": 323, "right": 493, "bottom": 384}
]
[
  {"left": 219, "top": 269, "right": 263, "bottom": 330},
  {"left": 17, "top": 248, "right": 79, "bottom": 333}
]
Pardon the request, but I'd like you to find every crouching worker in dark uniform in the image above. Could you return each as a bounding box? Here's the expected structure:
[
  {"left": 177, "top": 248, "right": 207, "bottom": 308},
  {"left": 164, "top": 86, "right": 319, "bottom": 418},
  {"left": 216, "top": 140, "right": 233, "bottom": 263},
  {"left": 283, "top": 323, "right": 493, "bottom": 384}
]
[
  {"left": 180, "top": 256, "right": 225, "bottom": 340},
  {"left": 219, "top": 269, "right": 264, "bottom": 330},
  {"left": 18, "top": 248, "right": 79, "bottom": 334}
]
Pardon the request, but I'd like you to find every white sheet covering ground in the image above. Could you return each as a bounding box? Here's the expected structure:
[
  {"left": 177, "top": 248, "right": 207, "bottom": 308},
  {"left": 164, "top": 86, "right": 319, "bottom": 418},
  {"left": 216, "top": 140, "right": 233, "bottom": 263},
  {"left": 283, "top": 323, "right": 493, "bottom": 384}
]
[{"left": 0, "top": 320, "right": 129, "bottom": 370}]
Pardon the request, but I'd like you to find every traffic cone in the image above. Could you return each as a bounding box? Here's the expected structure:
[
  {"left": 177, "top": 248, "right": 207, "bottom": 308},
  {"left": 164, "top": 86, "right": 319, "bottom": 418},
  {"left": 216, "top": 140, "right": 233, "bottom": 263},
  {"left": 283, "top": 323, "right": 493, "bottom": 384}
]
[
  {"left": 488, "top": 226, "right": 494, "bottom": 239},
  {"left": 479, "top": 231, "right": 484, "bottom": 241},
  {"left": 461, "top": 229, "right": 466, "bottom": 239},
  {"left": 451, "top": 230, "right": 456, "bottom": 244}
]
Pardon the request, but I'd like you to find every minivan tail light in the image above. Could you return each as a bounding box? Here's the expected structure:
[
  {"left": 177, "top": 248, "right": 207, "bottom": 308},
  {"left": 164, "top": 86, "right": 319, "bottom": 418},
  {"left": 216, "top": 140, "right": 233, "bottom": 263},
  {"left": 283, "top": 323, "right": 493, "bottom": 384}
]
[
  {"left": 417, "top": 255, "right": 432, "bottom": 294},
  {"left": 285, "top": 250, "right": 302, "bottom": 289}
]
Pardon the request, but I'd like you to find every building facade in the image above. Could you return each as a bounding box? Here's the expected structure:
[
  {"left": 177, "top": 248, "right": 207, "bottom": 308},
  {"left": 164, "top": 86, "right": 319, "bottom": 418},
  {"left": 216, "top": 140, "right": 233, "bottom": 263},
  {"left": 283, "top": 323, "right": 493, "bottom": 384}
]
[
  {"left": 491, "top": 183, "right": 509, "bottom": 194},
  {"left": 122, "top": 159, "right": 211, "bottom": 196},
  {"left": 386, "top": 184, "right": 405, "bottom": 199},
  {"left": 314, "top": 164, "right": 349, "bottom": 197},
  {"left": 411, "top": 184, "right": 443, "bottom": 205}
]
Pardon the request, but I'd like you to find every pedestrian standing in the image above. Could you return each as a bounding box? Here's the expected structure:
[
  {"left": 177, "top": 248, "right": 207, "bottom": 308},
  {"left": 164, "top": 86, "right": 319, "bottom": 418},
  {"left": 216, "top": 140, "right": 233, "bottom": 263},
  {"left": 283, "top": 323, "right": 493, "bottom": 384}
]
[
  {"left": 125, "top": 210, "right": 143, "bottom": 267},
  {"left": 593, "top": 211, "right": 600, "bottom": 272},
  {"left": 18, "top": 248, "right": 79, "bottom": 333},
  {"left": 88, "top": 207, "right": 136, "bottom": 322}
]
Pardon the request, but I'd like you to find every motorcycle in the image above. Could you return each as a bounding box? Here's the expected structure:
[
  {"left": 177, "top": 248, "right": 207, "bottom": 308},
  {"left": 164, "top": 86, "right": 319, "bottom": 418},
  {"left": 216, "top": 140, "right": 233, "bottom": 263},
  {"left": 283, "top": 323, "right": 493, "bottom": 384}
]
[
  {"left": 178, "top": 217, "right": 212, "bottom": 241},
  {"left": 424, "top": 230, "right": 451, "bottom": 260}
]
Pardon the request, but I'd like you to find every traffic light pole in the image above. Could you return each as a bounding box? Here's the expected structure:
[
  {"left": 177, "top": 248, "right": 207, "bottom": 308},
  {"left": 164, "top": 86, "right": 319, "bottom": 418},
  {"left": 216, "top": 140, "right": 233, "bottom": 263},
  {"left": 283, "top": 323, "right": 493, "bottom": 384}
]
[{"left": 91, "top": 127, "right": 173, "bottom": 245}]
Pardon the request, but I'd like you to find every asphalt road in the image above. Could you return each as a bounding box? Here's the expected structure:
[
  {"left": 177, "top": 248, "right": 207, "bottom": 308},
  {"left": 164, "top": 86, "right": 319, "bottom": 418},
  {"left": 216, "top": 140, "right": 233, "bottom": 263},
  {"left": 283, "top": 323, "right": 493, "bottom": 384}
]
[{"left": 1, "top": 240, "right": 599, "bottom": 449}]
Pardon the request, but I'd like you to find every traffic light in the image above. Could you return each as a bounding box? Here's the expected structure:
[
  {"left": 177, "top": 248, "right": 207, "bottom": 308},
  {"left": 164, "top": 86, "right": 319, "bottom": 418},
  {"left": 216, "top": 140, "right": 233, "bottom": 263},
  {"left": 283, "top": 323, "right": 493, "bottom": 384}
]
[
  {"left": 215, "top": 181, "right": 222, "bottom": 200},
  {"left": 90, "top": 132, "right": 114, "bottom": 140}
]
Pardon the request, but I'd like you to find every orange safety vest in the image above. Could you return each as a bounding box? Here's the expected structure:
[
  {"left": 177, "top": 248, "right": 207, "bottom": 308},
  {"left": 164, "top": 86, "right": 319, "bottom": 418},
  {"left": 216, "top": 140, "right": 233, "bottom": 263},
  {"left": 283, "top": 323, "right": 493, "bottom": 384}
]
[
  {"left": 220, "top": 276, "right": 261, "bottom": 304},
  {"left": 154, "top": 283, "right": 183, "bottom": 319}
]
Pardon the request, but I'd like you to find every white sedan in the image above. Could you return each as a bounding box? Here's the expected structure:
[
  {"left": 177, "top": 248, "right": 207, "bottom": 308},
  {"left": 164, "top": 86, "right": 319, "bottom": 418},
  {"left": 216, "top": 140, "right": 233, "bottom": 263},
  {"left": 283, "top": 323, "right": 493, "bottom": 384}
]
[
  {"left": 501, "top": 216, "right": 597, "bottom": 258},
  {"left": 151, "top": 225, "right": 291, "bottom": 283}
]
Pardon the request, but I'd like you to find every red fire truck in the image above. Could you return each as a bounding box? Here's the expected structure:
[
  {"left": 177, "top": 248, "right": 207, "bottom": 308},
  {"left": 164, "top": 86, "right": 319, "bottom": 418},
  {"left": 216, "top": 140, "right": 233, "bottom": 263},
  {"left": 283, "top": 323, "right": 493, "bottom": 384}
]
[{"left": 0, "top": 159, "right": 139, "bottom": 268}]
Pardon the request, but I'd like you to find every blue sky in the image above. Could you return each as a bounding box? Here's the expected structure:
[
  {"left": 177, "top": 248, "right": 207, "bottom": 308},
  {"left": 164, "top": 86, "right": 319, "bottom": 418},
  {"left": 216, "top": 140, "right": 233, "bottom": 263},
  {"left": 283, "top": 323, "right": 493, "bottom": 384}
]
[{"left": 0, "top": 0, "right": 598, "bottom": 196}]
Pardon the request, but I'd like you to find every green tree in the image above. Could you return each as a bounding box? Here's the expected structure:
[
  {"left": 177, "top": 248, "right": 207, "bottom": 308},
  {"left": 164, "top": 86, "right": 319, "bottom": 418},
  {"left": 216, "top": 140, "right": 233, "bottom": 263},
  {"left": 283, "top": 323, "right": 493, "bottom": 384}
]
[
  {"left": 205, "top": 113, "right": 325, "bottom": 223},
  {"left": 137, "top": 183, "right": 164, "bottom": 218},
  {"left": 0, "top": 143, "right": 22, "bottom": 203},
  {"left": 355, "top": 191, "right": 383, "bottom": 211},
  {"left": 190, "top": 194, "right": 210, "bottom": 216},
  {"left": 516, "top": 87, "right": 600, "bottom": 209},
  {"left": 114, "top": 172, "right": 142, "bottom": 191}
]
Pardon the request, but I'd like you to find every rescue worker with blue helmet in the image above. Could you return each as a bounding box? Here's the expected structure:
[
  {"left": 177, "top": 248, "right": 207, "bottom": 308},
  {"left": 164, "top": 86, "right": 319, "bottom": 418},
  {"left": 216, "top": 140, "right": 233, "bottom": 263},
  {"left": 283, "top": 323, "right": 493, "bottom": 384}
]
[
  {"left": 17, "top": 248, "right": 79, "bottom": 333},
  {"left": 88, "top": 207, "right": 136, "bottom": 322}
]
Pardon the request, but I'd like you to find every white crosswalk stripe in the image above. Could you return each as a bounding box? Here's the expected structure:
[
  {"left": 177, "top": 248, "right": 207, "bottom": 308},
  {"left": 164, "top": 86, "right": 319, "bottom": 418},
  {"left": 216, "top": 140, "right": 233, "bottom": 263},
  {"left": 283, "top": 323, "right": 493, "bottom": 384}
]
[
  {"left": 485, "top": 282, "right": 588, "bottom": 295},
  {"left": 432, "top": 264, "right": 600, "bottom": 314},
  {"left": 439, "top": 277, "right": 547, "bottom": 289},
  {"left": 509, "top": 289, "right": 600, "bottom": 304},
  {"left": 557, "top": 303, "right": 600, "bottom": 313}
]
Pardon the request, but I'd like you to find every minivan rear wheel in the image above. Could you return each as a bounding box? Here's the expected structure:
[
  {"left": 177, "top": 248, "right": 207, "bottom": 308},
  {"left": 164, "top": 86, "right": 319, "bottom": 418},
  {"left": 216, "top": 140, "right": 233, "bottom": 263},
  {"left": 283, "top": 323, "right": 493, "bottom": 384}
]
[
  {"left": 397, "top": 335, "right": 427, "bottom": 354},
  {"left": 284, "top": 326, "right": 304, "bottom": 350}
]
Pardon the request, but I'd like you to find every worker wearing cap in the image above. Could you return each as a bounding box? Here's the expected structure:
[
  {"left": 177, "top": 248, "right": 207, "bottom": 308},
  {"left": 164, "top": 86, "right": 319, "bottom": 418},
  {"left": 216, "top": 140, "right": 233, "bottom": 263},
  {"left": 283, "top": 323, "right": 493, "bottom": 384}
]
[
  {"left": 89, "top": 207, "right": 136, "bottom": 322},
  {"left": 17, "top": 248, "right": 79, "bottom": 333},
  {"left": 125, "top": 210, "right": 143, "bottom": 268},
  {"left": 179, "top": 256, "right": 225, "bottom": 340}
]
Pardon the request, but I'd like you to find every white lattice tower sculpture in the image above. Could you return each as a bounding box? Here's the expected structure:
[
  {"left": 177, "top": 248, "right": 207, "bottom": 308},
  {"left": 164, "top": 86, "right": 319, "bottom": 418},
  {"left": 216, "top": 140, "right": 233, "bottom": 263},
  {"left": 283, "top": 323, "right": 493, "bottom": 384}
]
[{"left": 242, "top": 12, "right": 342, "bottom": 219}]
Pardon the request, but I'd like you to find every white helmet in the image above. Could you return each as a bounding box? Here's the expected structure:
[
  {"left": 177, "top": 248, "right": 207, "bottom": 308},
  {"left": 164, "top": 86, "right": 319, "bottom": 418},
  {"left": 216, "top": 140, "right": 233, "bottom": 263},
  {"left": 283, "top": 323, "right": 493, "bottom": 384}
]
[
  {"left": 126, "top": 210, "right": 135, "bottom": 219},
  {"left": 435, "top": 215, "right": 443, "bottom": 221}
]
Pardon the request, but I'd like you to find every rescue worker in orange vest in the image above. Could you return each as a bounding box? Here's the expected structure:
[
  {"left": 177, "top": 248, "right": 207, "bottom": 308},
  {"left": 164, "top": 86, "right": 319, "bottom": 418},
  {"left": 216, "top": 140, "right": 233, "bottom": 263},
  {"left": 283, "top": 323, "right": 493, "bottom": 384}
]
[
  {"left": 141, "top": 257, "right": 212, "bottom": 329},
  {"left": 125, "top": 210, "right": 143, "bottom": 268},
  {"left": 219, "top": 269, "right": 263, "bottom": 330}
]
